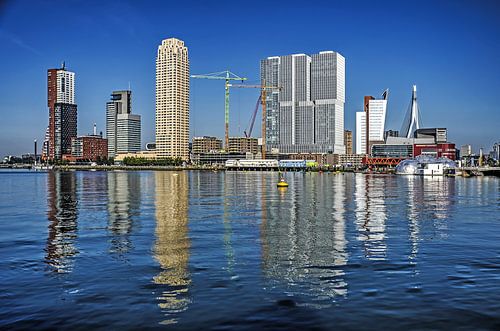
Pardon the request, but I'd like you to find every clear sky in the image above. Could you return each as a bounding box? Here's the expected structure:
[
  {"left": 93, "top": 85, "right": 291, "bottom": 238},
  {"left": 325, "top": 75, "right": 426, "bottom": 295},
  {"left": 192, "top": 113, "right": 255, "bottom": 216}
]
[{"left": 0, "top": 0, "right": 499, "bottom": 156}]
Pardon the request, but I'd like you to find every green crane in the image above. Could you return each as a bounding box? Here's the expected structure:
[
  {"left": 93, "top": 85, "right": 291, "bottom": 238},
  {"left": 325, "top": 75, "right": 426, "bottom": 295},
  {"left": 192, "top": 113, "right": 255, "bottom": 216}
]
[{"left": 190, "top": 70, "right": 247, "bottom": 149}]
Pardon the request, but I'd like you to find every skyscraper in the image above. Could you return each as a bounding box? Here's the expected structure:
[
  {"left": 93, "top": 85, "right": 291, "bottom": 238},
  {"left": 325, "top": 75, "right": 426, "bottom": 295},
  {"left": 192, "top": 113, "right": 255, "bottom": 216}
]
[
  {"left": 106, "top": 90, "right": 141, "bottom": 158},
  {"left": 355, "top": 91, "right": 388, "bottom": 154},
  {"left": 155, "top": 38, "right": 190, "bottom": 161},
  {"left": 260, "top": 51, "right": 345, "bottom": 154},
  {"left": 355, "top": 111, "right": 366, "bottom": 154},
  {"left": 43, "top": 63, "right": 77, "bottom": 160}
]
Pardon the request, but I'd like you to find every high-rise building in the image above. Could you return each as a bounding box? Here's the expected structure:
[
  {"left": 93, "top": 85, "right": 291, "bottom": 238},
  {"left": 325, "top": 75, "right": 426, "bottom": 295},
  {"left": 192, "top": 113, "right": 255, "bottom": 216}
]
[
  {"left": 355, "top": 91, "right": 388, "bottom": 154},
  {"left": 344, "top": 130, "right": 353, "bottom": 154},
  {"left": 355, "top": 111, "right": 366, "bottom": 154},
  {"left": 260, "top": 51, "right": 345, "bottom": 154},
  {"left": 43, "top": 63, "right": 77, "bottom": 160},
  {"left": 106, "top": 90, "right": 141, "bottom": 158},
  {"left": 155, "top": 38, "right": 190, "bottom": 161}
]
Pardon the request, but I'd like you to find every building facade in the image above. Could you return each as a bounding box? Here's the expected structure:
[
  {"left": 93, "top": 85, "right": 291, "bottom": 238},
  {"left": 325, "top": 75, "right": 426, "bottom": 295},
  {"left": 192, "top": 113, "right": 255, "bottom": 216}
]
[
  {"left": 54, "top": 103, "right": 77, "bottom": 158},
  {"left": 106, "top": 90, "right": 141, "bottom": 158},
  {"left": 413, "top": 143, "right": 456, "bottom": 160},
  {"left": 71, "top": 135, "right": 108, "bottom": 161},
  {"left": 367, "top": 98, "right": 387, "bottom": 142},
  {"left": 384, "top": 130, "right": 399, "bottom": 141},
  {"left": 414, "top": 128, "right": 447, "bottom": 143},
  {"left": 356, "top": 92, "right": 388, "bottom": 155},
  {"left": 356, "top": 111, "right": 366, "bottom": 154},
  {"left": 260, "top": 51, "right": 345, "bottom": 154},
  {"left": 43, "top": 63, "right": 77, "bottom": 160},
  {"left": 339, "top": 154, "right": 364, "bottom": 167},
  {"left": 228, "top": 137, "right": 259, "bottom": 154},
  {"left": 192, "top": 136, "right": 222, "bottom": 154},
  {"left": 344, "top": 130, "right": 353, "bottom": 154},
  {"left": 156, "top": 38, "right": 190, "bottom": 161},
  {"left": 460, "top": 144, "right": 472, "bottom": 157}
]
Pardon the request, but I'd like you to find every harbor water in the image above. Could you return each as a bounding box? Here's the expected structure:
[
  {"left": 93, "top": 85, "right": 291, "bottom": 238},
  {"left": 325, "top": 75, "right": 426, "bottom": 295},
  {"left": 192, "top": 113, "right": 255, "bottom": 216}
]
[{"left": 0, "top": 170, "right": 499, "bottom": 330}]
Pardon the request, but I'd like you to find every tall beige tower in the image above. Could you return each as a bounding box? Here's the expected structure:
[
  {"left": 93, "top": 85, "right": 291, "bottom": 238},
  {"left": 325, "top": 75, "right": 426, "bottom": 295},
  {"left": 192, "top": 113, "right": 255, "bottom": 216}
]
[{"left": 156, "top": 38, "right": 190, "bottom": 160}]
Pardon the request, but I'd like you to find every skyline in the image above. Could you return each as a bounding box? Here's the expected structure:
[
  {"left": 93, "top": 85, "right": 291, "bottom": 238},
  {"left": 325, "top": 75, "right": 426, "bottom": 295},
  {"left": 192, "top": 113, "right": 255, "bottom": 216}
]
[{"left": 0, "top": 0, "right": 499, "bottom": 155}]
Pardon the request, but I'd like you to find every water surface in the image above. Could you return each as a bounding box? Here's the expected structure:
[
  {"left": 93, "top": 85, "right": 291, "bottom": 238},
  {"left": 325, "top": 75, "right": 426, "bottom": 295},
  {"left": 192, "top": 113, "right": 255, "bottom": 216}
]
[{"left": 0, "top": 170, "right": 499, "bottom": 330}]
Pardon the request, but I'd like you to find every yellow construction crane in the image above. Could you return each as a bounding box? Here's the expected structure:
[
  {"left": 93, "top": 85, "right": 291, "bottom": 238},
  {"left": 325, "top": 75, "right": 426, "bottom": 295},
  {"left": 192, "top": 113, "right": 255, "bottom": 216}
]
[
  {"left": 228, "top": 82, "right": 281, "bottom": 159},
  {"left": 190, "top": 70, "right": 247, "bottom": 149}
]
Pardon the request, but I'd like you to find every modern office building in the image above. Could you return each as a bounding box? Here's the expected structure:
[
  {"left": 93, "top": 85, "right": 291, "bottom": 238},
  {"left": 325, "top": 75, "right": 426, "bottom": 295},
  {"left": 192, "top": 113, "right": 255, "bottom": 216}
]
[
  {"left": 192, "top": 136, "right": 222, "bottom": 154},
  {"left": 344, "top": 130, "right": 353, "bottom": 154},
  {"left": 155, "top": 38, "right": 189, "bottom": 161},
  {"left": 43, "top": 63, "right": 77, "bottom": 160},
  {"left": 106, "top": 90, "right": 141, "bottom": 158},
  {"left": 260, "top": 51, "right": 345, "bottom": 154},
  {"left": 356, "top": 91, "right": 388, "bottom": 155}
]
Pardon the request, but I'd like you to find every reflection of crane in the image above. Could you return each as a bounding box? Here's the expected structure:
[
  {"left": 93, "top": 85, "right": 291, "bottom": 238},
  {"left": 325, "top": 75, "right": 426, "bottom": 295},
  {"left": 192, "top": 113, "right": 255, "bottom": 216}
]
[
  {"left": 243, "top": 95, "right": 261, "bottom": 138},
  {"left": 190, "top": 71, "right": 247, "bottom": 149},
  {"left": 228, "top": 83, "right": 281, "bottom": 159}
]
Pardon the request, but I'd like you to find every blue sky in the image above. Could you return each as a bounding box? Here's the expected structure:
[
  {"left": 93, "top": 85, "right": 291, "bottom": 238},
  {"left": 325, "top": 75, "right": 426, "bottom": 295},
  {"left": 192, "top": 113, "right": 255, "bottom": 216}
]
[{"left": 0, "top": 0, "right": 499, "bottom": 156}]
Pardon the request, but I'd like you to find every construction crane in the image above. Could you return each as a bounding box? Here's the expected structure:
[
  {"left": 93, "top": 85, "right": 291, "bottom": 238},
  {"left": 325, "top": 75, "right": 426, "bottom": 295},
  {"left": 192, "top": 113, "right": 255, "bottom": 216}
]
[
  {"left": 190, "top": 70, "right": 247, "bottom": 149},
  {"left": 228, "top": 83, "right": 281, "bottom": 159},
  {"left": 243, "top": 95, "right": 261, "bottom": 138}
]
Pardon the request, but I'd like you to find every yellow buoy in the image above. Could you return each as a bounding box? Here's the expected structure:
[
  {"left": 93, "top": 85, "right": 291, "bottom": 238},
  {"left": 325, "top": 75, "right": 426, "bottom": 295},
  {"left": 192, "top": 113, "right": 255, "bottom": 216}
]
[{"left": 277, "top": 177, "right": 288, "bottom": 187}]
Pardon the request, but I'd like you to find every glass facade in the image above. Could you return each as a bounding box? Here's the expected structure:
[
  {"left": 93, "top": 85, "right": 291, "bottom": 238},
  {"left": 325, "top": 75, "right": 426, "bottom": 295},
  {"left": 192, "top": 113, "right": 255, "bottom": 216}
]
[
  {"left": 371, "top": 144, "right": 413, "bottom": 158},
  {"left": 260, "top": 51, "right": 345, "bottom": 154}
]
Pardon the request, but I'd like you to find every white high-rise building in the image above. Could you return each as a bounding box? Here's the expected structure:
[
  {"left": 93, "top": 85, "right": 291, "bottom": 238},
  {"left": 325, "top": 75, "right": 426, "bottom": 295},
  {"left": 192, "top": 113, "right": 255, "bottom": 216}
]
[
  {"left": 56, "top": 69, "right": 75, "bottom": 104},
  {"left": 356, "top": 91, "right": 388, "bottom": 154},
  {"left": 155, "top": 38, "right": 190, "bottom": 161},
  {"left": 260, "top": 51, "right": 345, "bottom": 154},
  {"left": 367, "top": 99, "right": 387, "bottom": 142},
  {"left": 356, "top": 111, "right": 366, "bottom": 154},
  {"left": 106, "top": 90, "right": 141, "bottom": 158}
]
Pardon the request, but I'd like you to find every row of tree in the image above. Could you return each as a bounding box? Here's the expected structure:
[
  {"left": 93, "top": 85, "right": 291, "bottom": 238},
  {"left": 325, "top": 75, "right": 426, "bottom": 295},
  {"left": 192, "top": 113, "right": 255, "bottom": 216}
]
[
  {"left": 122, "top": 156, "right": 183, "bottom": 166},
  {"left": 46, "top": 157, "right": 115, "bottom": 165}
]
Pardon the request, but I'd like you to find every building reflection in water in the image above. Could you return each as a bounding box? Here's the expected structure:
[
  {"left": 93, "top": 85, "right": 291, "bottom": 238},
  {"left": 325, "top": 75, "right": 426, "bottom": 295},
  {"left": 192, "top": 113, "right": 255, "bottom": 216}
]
[
  {"left": 107, "top": 171, "right": 141, "bottom": 255},
  {"left": 354, "top": 174, "right": 387, "bottom": 261},
  {"left": 261, "top": 173, "right": 348, "bottom": 304},
  {"left": 404, "top": 176, "right": 455, "bottom": 260},
  {"left": 153, "top": 171, "right": 190, "bottom": 324},
  {"left": 45, "top": 171, "right": 79, "bottom": 273}
]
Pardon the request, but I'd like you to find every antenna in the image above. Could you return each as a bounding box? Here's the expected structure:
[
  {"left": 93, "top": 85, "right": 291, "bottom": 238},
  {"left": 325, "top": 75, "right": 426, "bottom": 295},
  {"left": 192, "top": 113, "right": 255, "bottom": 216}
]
[
  {"left": 128, "top": 81, "right": 131, "bottom": 91},
  {"left": 93, "top": 123, "right": 97, "bottom": 136}
]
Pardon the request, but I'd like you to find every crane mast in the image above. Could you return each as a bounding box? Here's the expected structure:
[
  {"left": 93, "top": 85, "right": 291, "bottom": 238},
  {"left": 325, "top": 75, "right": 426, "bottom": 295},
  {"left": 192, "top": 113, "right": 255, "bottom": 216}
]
[
  {"left": 227, "top": 82, "right": 280, "bottom": 159},
  {"left": 191, "top": 71, "right": 247, "bottom": 149}
]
